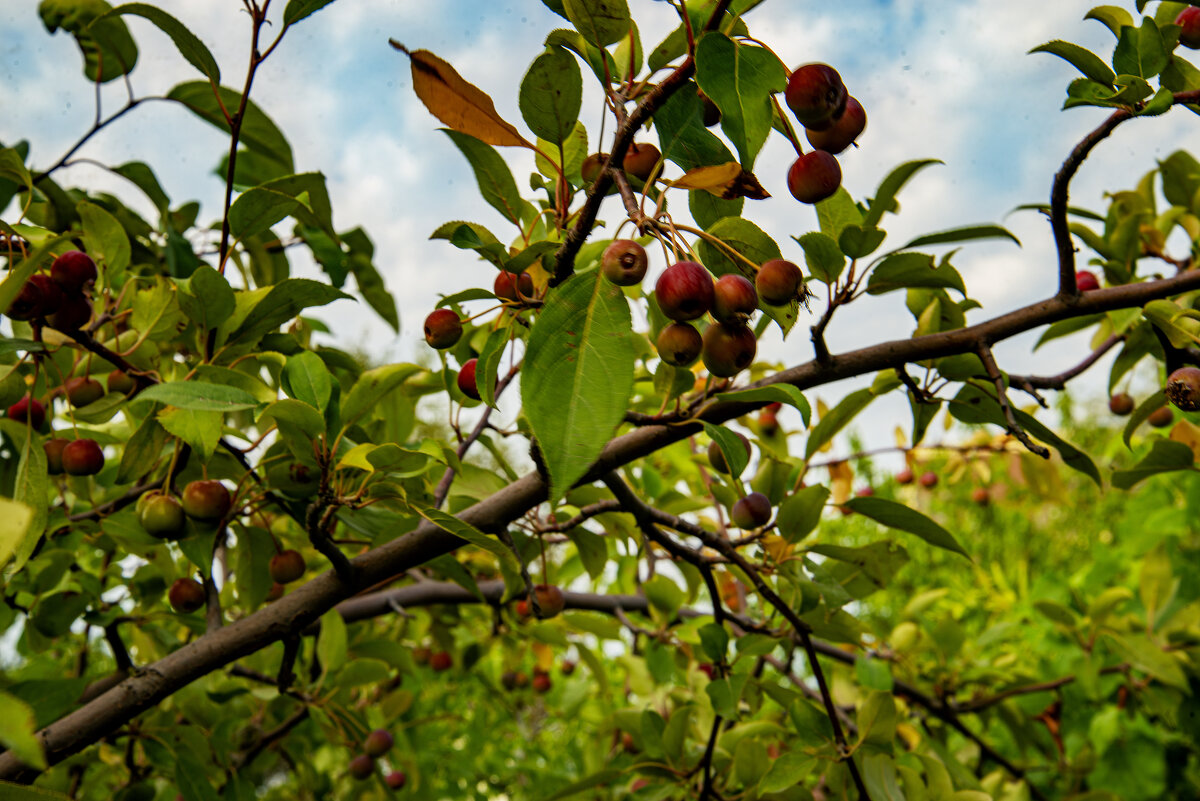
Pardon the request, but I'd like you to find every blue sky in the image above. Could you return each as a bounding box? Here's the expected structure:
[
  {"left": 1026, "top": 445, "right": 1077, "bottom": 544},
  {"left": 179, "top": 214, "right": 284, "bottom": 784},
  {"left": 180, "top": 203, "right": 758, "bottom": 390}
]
[{"left": 3, "top": 1, "right": 1194, "bottom": 461}]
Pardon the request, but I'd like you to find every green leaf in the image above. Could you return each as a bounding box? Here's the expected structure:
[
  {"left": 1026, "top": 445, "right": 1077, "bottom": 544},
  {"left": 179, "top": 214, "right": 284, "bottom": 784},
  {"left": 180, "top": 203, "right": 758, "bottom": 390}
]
[
  {"left": 843, "top": 496, "right": 969, "bottom": 558},
  {"left": 0, "top": 421, "right": 49, "bottom": 574},
  {"left": 702, "top": 422, "right": 750, "bottom": 478},
  {"left": 1112, "top": 439, "right": 1196, "bottom": 489},
  {"left": 227, "top": 187, "right": 302, "bottom": 242},
  {"left": 134, "top": 382, "right": 258, "bottom": 412},
  {"left": 759, "top": 753, "right": 815, "bottom": 793},
  {"left": 867, "top": 252, "right": 965, "bottom": 296},
  {"left": 694, "top": 33, "right": 787, "bottom": 168},
  {"left": 166, "top": 82, "right": 294, "bottom": 170},
  {"left": 131, "top": 276, "right": 186, "bottom": 341},
  {"left": 519, "top": 47, "right": 582, "bottom": 145},
  {"left": 0, "top": 498, "right": 34, "bottom": 573},
  {"left": 863, "top": 159, "right": 943, "bottom": 229},
  {"left": 522, "top": 269, "right": 635, "bottom": 501},
  {"left": 116, "top": 414, "right": 168, "bottom": 484},
  {"left": 43, "top": 0, "right": 139, "bottom": 83},
  {"left": 900, "top": 224, "right": 1020, "bottom": 250},
  {"left": 563, "top": 0, "right": 630, "bottom": 46},
  {"left": 442, "top": 130, "right": 524, "bottom": 225},
  {"left": 857, "top": 690, "right": 897, "bottom": 747},
  {"left": 775, "top": 485, "right": 829, "bottom": 544},
  {"left": 698, "top": 622, "right": 729, "bottom": 662},
  {"left": 0, "top": 691, "right": 46, "bottom": 770},
  {"left": 796, "top": 231, "right": 845, "bottom": 284},
  {"left": 77, "top": 201, "right": 131, "bottom": 285},
  {"left": 476, "top": 327, "right": 509, "bottom": 409},
  {"left": 838, "top": 224, "right": 887, "bottom": 259},
  {"left": 158, "top": 408, "right": 223, "bottom": 462},
  {"left": 98, "top": 3, "right": 220, "bottom": 84},
  {"left": 734, "top": 739, "right": 771, "bottom": 787},
  {"left": 856, "top": 656, "right": 895, "bottom": 691},
  {"left": 283, "top": 0, "right": 338, "bottom": 25},
  {"left": 235, "top": 526, "right": 274, "bottom": 610},
  {"left": 1103, "top": 632, "right": 1188, "bottom": 689},
  {"left": 1085, "top": 5, "right": 1134, "bottom": 38},
  {"left": 283, "top": 351, "right": 334, "bottom": 412},
  {"left": 410, "top": 503, "right": 523, "bottom": 602},
  {"left": 226, "top": 278, "right": 351, "bottom": 346},
  {"left": 174, "top": 747, "right": 219, "bottom": 801},
  {"left": 861, "top": 754, "right": 906, "bottom": 801},
  {"left": 805, "top": 388, "right": 875, "bottom": 459},
  {"left": 317, "top": 607, "right": 348, "bottom": 676},
  {"left": 177, "top": 265, "right": 235, "bottom": 331},
  {"left": 1030, "top": 39, "right": 1117, "bottom": 85},
  {"left": 340, "top": 363, "right": 426, "bottom": 429},
  {"left": 538, "top": 769, "right": 620, "bottom": 801},
  {"left": 715, "top": 384, "right": 811, "bottom": 426},
  {"left": 1113, "top": 17, "right": 1169, "bottom": 80},
  {"left": 643, "top": 574, "right": 685, "bottom": 616}
]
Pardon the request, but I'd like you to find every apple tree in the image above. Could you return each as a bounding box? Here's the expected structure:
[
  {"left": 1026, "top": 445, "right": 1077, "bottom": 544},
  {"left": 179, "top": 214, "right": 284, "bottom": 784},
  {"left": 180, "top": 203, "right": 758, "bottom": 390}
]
[{"left": 2, "top": 1, "right": 1200, "bottom": 799}]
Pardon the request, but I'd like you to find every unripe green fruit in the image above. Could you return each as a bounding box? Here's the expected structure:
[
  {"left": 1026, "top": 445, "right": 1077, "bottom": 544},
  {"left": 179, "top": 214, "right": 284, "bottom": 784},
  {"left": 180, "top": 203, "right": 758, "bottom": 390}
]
[
  {"left": 348, "top": 754, "right": 375, "bottom": 780},
  {"left": 806, "top": 96, "right": 866, "bottom": 154},
  {"left": 168, "top": 577, "right": 205, "bottom": 613},
  {"left": 1178, "top": 6, "right": 1200, "bottom": 48},
  {"left": 533, "top": 584, "right": 565, "bottom": 618},
  {"left": 62, "top": 438, "right": 104, "bottom": 476},
  {"left": 655, "top": 261, "right": 714, "bottom": 321},
  {"left": 601, "top": 240, "right": 649, "bottom": 286},
  {"left": 8, "top": 396, "right": 46, "bottom": 429},
  {"left": 423, "top": 309, "right": 462, "bottom": 349},
  {"left": 1165, "top": 367, "right": 1200, "bottom": 411},
  {"left": 44, "top": 438, "right": 69, "bottom": 475},
  {"left": 457, "top": 358, "right": 481, "bottom": 401},
  {"left": 140, "top": 494, "right": 187, "bottom": 539},
  {"left": 787, "top": 151, "right": 842, "bottom": 204},
  {"left": 711, "top": 274, "right": 758, "bottom": 322},
  {"left": 1148, "top": 405, "right": 1174, "bottom": 428},
  {"left": 656, "top": 322, "right": 702, "bottom": 367},
  {"left": 707, "top": 432, "right": 751, "bottom": 474},
  {"left": 269, "top": 549, "right": 307, "bottom": 584},
  {"left": 64, "top": 376, "right": 104, "bottom": 407},
  {"left": 1108, "top": 393, "right": 1134, "bottom": 416},
  {"left": 756, "top": 260, "right": 804, "bottom": 305},
  {"left": 623, "top": 142, "right": 661, "bottom": 182},
  {"left": 181, "top": 480, "right": 232, "bottom": 521},
  {"left": 731, "top": 491, "right": 772, "bottom": 529},
  {"left": 363, "top": 729, "right": 394, "bottom": 758},
  {"left": 785, "top": 64, "right": 848, "bottom": 130},
  {"left": 50, "top": 251, "right": 98, "bottom": 291},
  {"left": 494, "top": 271, "right": 533, "bottom": 301},
  {"left": 702, "top": 322, "right": 756, "bottom": 378},
  {"left": 107, "top": 370, "right": 136, "bottom": 395}
]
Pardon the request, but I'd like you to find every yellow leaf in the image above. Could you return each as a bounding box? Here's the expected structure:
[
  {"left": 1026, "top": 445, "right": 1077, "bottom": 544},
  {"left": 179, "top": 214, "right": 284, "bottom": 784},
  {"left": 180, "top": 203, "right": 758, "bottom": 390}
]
[
  {"left": 828, "top": 460, "right": 853, "bottom": 504},
  {"left": 1170, "top": 419, "right": 1200, "bottom": 460},
  {"left": 532, "top": 641, "right": 555, "bottom": 671},
  {"left": 0, "top": 497, "right": 34, "bottom": 572},
  {"left": 393, "top": 43, "right": 532, "bottom": 149},
  {"left": 666, "top": 162, "right": 741, "bottom": 191}
]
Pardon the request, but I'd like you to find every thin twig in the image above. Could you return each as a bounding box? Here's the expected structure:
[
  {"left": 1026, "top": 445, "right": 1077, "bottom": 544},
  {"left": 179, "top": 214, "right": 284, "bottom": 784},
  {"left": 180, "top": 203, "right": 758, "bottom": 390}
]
[{"left": 977, "top": 345, "right": 1051, "bottom": 458}]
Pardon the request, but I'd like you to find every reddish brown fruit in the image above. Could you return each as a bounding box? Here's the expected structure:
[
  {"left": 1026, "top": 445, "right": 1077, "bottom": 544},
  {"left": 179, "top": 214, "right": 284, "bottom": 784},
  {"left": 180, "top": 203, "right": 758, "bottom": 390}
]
[
  {"left": 601, "top": 240, "right": 649, "bottom": 286},
  {"left": 561, "top": 659, "right": 576, "bottom": 675},
  {"left": 581, "top": 152, "right": 607, "bottom": 184},
  {"left": 758, "top": 408, "right": 779, "bottom": 437},
  {"left": 515, "top": 598, "right": 532, "bottom": 618},
  {"left": 348, "top": 754, "right": 375, "bottom": 780},
  {"left": 656, "top": 262, "right": 714, "bottom": 321},
  {"left": 50, "top": 251, "right": 97, "bottom": 291},
  {"left": 1075, "top": 270, "right": 1100, "bottom": 292},
  {"left": 756, "top": 259, "right": 804, "bottom": 305},
  {"left": 168, "top": 578, "right": 206, "bottom": 613},
  {"left": 697, "top": 663, "right": 715, "bottom": 680},
  {"left": 806, "top": 96, "right": 866, "bottom": 154},
  {"left": 363, "top": 729, "right": 394, "bottom": 758},
  {"left": 501, "top": 671, "right": 520, "bottom": 690},
  {"left": 7, "top": 396, "right": 45, "bottom": 429},
  {"left": 785, "top": 64, "right": 848, "bottom": 130},
  {"left": 456, "top": 358, "right": 481, "bottom": 401},
  {"left": 896, "top": 468, "right": 914, "bottom": 485},
  {"left": 624, "top": 143, "right": 661, "bottom": 182},
  {"left": 788, "top": 151, "right": 842, "bottom": 204},
  {"left": 702, "top": 322, "right": 757, "bottom": 377},
  {"left": 269, "top": 549, "right": 307, "bottom": 584},
  {"left": 493, "top": 271, "right": 533, "bottom": 301},
  {"left": 266, "top": 582, "right": 285, "bottom": 602},
  {"left": 107, "top": 370, "right": 136, "bottom": 395},
  {"left": 1109, "top": 393, "right": 1135, "bottom": 416},
  {"left": 46, "top": 294, "right": 92, "bottom": 331},
  {"left": 533, "top": 584, "right": 566, "bottom": 618},
  {"left": 711, "top": 274, "right": 758, "bottom": 323},
  {"left": 385, "top": 771, "right": 407, "bottom": 790},
  {"left": 731, "top": 491, "right": 772, "bottom": 528},
  {"left": 1148, "top": 405, "right": 1174, "bottom": 428},
  {"left": 656, "top": 322, "right": 702, "bottom": 367},
  {"left": 28, "top": 274, "right": 65, "bottom": 316},
  {"left": 707, "top": 431, "right": 751, "bottom": 474},
  {"left": 181, "top": 480, "right": 232, "bottom": 521},
  {"left": 918, "top": 471, "right": 938, "bottom": 489},
  {"left": 63, "top": 439, "right": 104, "bottom": 476},
  {"left": 971, "top": 487, "right": 990, "bottom": 506},
  {"left": 44, "top": 438, "right": 69, "bottom": 475},
  {"left": 532, "top": 671, "right": 552, "bottom": 693},
  {"left": 412, "top": 646, "right": 431, "bottom": 665},
  {"left": 424, "top": 309, "right": 463, "bottom": 349},
  {"left": 698, "top": 90, "right": 721, "bottom": 127},
  {"left": 855, "top": 486, "right": 875, "bottom": 498},
  {"left": 1178, "top": 6, "right": 1200, "bottom": 48},
  {"left": 430, "top": 651, "right": 452, "bottom": 671},
  {"left": 1166, "top": 367, "right": 1200, "bottom": 411},
  {"left": 5, "top": 278, "right": 44, "bottom": 321},
  {"left": 140, "top": 493, "right": 186, "bottom": 539},
  {"left": 64, "top": 376, "right": 104, "bottom": 407}
]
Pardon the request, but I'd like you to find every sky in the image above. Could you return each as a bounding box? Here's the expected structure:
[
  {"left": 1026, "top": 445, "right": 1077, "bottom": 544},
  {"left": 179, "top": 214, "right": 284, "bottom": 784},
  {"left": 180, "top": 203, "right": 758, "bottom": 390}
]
[{"left": 2, "top": 0, "right": 1195, "bottom": 468}]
